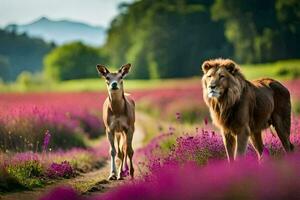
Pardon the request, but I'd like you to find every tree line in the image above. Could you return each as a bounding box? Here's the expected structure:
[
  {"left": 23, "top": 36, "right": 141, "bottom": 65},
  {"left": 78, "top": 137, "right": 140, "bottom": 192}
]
[
  {"left": 1, "top": 0, "right": 299, "bottom": 81},
  {"left": 100, "top": 0, "right": 299, "bottom": 79},
  {"left": 0, "top": 29, "right": 54, "bottom": 81}
]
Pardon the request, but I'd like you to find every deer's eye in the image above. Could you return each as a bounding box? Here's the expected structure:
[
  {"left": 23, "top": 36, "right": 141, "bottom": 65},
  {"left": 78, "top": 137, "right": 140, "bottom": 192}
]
[{"left": 207, "top": 75, "right": 212, "bottom": 78}]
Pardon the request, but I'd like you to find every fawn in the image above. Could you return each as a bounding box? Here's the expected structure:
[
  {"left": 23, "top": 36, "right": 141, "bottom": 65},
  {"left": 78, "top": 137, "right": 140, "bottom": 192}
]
[{"left": 96, "top": 63, "right": 135, "bottom": 180}]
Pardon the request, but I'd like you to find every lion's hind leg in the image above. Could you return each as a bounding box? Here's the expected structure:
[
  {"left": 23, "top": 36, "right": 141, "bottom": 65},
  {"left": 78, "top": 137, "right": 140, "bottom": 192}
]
[
  {"left": 270, "top": 81, "right": 294, "bottom": 152},
  {"left": 250, "top": 132, "right": 264, "bottom": 159},
  {"left": 272, "top": 114, "right": 294, "bottom": 152}
]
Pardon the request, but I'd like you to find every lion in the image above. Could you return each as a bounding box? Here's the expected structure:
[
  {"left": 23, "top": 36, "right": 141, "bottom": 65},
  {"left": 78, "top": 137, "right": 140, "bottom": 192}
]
[{"left": 201, "top": 58, "right": 294, "bottom": 161}]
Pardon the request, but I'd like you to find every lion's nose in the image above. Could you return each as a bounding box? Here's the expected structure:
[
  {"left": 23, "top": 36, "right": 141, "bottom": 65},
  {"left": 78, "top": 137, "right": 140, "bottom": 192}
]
[{"left": 209, "top": 84, "right": 216, "bottom": 90}]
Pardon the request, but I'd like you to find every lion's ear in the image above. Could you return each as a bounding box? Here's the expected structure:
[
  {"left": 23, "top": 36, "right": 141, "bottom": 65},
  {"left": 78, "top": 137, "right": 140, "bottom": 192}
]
[
  {"left": 201, "top": 61, "right": 213, "bottom": 74},
  {"left": 225, "top": 61, "right": 240, "bottom": 75}
]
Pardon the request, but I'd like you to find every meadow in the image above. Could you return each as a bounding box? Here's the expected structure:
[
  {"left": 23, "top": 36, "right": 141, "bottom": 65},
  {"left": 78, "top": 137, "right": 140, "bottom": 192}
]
[
  {"left": 1, "top": 59, "right": 299, "bottom": 93},
  {"left": 1, "top": 62, "right": 300, "bottom": 199}
]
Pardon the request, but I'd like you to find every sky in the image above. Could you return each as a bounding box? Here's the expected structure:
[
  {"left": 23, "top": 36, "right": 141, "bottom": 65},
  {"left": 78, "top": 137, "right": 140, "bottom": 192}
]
[{"left": 0, "top": 0, "right": 132, "bottom": 28}]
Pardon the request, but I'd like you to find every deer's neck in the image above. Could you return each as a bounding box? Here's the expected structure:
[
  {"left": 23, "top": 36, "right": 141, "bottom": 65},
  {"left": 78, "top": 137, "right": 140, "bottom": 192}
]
[{"left": 109, "top": 89, "right": 126, "bottom": 115}]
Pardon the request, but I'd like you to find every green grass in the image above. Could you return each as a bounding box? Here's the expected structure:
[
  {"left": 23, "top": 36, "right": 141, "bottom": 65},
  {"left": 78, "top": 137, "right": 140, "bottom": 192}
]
[
  {"left": 0, "top": 59, "right": 299, "bottom": 93},
  {"left": 54, "top": 78, "right": 179, "bottom": 92},
  {"left": 241, "top": 59, "right": 300, "bottom": 80},
  {"left": 5, "top": 160, "right": 44, "bottom": 190},
  {"left": 0, "top": 78, "right": 200, "bottom": 93}
]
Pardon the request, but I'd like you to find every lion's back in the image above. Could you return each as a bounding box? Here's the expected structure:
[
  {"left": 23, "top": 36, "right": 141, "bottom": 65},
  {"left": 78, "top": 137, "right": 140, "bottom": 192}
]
[
  {"left": 251, "top": 78, "right": 290, "bottom": 102},
  {"left": 250, "top": 78, "right": 291, "bottom": 130}
]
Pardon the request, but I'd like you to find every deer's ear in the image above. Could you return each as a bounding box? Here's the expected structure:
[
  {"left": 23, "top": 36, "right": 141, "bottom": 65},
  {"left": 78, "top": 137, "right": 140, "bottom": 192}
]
[
  {"left": 118, "top": 63, "right": 131, "bottom": 77},
  {"left": 96, "top": 64, "right": 110, "bottom": 77},
  {"left": 201, "top": 61, "right": 213, "bottom": 74}
]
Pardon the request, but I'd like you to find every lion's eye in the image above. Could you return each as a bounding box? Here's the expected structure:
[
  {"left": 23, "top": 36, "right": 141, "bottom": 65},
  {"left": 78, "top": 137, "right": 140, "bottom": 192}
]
[{"left": 220, "top": 75, "right": 225, "bottom": 79}]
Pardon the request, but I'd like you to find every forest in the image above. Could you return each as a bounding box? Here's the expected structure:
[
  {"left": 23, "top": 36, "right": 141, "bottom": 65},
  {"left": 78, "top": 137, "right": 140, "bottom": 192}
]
[{"left": 0, "top": 0, "right": 299, "bottom": 81}]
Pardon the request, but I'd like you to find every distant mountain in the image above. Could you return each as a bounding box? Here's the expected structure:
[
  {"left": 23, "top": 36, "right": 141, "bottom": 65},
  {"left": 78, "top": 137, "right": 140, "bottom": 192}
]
[{"left": 5, "top": 17, "right": 106, "bottom": 46}]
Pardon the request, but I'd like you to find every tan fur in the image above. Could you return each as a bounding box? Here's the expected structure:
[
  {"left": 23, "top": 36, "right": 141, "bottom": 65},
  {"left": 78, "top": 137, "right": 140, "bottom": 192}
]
[
  {"left": 97, "top": 64, "right": 135, "bottom": 179},
  {"left": 201, "top": 58, "right": 294, "bottom": 161}
]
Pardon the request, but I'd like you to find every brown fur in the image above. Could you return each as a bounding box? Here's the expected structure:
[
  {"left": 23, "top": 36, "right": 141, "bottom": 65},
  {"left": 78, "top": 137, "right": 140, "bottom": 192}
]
[
  {"left": 201, "top": 58, "right": 294, "bottom": 161},
  {"left": 97, "top": 64, "right": 135, "bottom": 180}
]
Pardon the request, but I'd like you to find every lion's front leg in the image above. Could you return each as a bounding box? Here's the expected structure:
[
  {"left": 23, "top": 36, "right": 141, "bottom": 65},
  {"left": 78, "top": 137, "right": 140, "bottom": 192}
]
[
  {"left": 222, "top": 131, "right": 236, "bottom": 162},
  {"left": 235, "top": 128, "right": 249, "bottom": 159}
]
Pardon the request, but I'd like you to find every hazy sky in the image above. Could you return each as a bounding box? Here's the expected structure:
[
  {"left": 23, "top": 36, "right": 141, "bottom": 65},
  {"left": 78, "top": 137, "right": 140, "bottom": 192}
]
[{"left": 0, "top": 0, "right": 132, "bottom": 28}]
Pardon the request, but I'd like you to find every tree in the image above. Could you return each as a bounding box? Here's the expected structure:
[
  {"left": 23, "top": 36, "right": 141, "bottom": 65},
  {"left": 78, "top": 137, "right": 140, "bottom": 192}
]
[
  {"left": 275, "top": 0, "right": 300, "bottom": 59},
  {"left": 44, "top": 42, "right": 106, "bottom": 81},
  {"left": 0, "top": 29, "right": 53, "bottom": 81},
  {"left": 211, "top": 0, "right": 300, "bottom": 63},
  {"left": 0, "top": 55, "right": 10, "bottom": 81},
  {"left": 104, "top": 0, "right": 232, "bottom": 79}
]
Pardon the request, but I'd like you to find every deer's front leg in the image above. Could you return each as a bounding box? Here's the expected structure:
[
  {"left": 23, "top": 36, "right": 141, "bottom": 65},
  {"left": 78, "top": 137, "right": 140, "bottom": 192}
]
[
  {"left": 117, "top": 133, "right": 125, "bottom": 180},
  {"left": 107, "top": 130, "right": 117, "bottom": 180}
]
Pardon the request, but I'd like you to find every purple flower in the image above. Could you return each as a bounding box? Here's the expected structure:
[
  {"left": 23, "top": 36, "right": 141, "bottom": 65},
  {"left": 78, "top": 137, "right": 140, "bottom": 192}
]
[
  {"left": 262, "top": 147, "right": 270, "bottom": 156},
  {"left": 42, "top": 130, "right": 51, "bottom": 152},
  {"left": 46, "top": 161, "right": 74, "bottom": 178},
  {"left": 204, "top": 117, "right": 208, "bottom": 125},
  {"left": 175, "top": 112, "right": 181, "bottom": 120},
  {"left": 49, "top": 153, "right": 299, "bottom": 200},
  {"left": 39, "top": 186, "right": 82, "bottom": 200}
]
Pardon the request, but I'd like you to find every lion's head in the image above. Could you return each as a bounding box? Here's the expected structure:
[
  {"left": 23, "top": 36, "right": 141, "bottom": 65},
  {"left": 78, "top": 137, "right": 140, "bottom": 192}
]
[{"left": 201, "top": 58, "right": 246, "bottom": 109}]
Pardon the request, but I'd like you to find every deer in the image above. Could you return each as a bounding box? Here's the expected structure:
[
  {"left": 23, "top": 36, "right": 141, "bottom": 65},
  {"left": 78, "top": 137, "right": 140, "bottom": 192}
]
[{"left": 96, "top": 63, "right": 135, "bottom": 180}]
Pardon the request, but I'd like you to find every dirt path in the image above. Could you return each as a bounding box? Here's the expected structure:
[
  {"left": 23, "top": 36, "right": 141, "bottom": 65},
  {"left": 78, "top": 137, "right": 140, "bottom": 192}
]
[{"left": 0, "top": 112, "right": 147, "bottom": 200}]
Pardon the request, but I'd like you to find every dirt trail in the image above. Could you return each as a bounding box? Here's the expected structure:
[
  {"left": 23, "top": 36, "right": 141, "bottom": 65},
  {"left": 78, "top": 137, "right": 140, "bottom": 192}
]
[{"left": 0, "top": 112, "right": 147, "bottom": 200}]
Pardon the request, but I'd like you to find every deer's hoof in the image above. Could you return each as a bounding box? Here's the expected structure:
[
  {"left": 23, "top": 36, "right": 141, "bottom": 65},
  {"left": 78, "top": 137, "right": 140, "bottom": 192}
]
[
  {"left": 108, "top": 174, "right": 117, "bottom": 180},
  {"left": 117, "top": 175, "right": 124, "bottom": 180}
]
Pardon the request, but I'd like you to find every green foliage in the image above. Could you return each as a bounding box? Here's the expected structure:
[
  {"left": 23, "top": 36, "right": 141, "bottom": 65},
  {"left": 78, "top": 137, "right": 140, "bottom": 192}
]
[
  {"left": 6, "top": 160, "right": 44, "bottom": 188},
  {"left": 0, "top": 29, "right": 53, "bottom": 81},
  {"left": 211, "top": 0, "right": 300, "bottom": 63},
  {"left": 0, "top": 55, "right": 10, "bottom": 81},
  {"left": 0, "top": 167, "right": 26, "bottom": 193},
  {"left": 105, "top": 0, "right": 299, "bottom": 79},
  {"left": 44, "top": 42, "right": 106, "bottom": 81},
  {"left": 15, "top": 71, "right": 51, "bottom": 91},
  {"left": 16, "top": 71, "right": 33, "bottom": 88},
  {"left": 241, "top": 59, "right": 300, "bottom": 80},
  {"left": 49, "top": 128, "right": 86, "bottom": 150},
  {"left": 105, "top": 0, "right": 232, "bottom": 79},
  {"left": 292, "top": 100, "right": 300, "bottom": 115}
]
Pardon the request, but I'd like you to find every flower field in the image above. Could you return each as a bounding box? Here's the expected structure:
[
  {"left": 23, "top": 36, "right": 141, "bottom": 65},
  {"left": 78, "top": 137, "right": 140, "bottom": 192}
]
[
  {"left": 40, "top": 114, "right": 300, "bottom": 200},
  {"left": 0, "top": 78, "right": 300, "bottom": 198}
]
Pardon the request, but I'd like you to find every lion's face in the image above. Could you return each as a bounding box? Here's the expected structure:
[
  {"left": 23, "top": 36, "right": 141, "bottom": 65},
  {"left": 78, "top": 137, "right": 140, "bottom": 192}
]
[
  {"left": 202, "top": 67, "right": 230, "bottom": 99},
  {"left": 201, "top": 59, "right": 244, "bottom": 102}
]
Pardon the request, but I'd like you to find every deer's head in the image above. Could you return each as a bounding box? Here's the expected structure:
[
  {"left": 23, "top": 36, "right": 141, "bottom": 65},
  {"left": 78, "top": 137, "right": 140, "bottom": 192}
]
[{"left": 96, "top": 63, "right": 131, "bottom": 93}]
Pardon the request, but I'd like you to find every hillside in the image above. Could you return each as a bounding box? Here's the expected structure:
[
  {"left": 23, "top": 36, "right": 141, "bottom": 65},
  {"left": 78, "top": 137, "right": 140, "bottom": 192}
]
[
  {"left": 0, "top": 29, "right": 53, "bottom": 81},
  {"left": 5, "top": 17, "right": 106, "bottom": 46}
]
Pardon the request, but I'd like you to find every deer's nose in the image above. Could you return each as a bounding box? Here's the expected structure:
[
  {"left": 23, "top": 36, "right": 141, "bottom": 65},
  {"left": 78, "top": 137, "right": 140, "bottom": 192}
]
[{"left": 111, "top": 82, "right": 118, "bottom": 89}]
